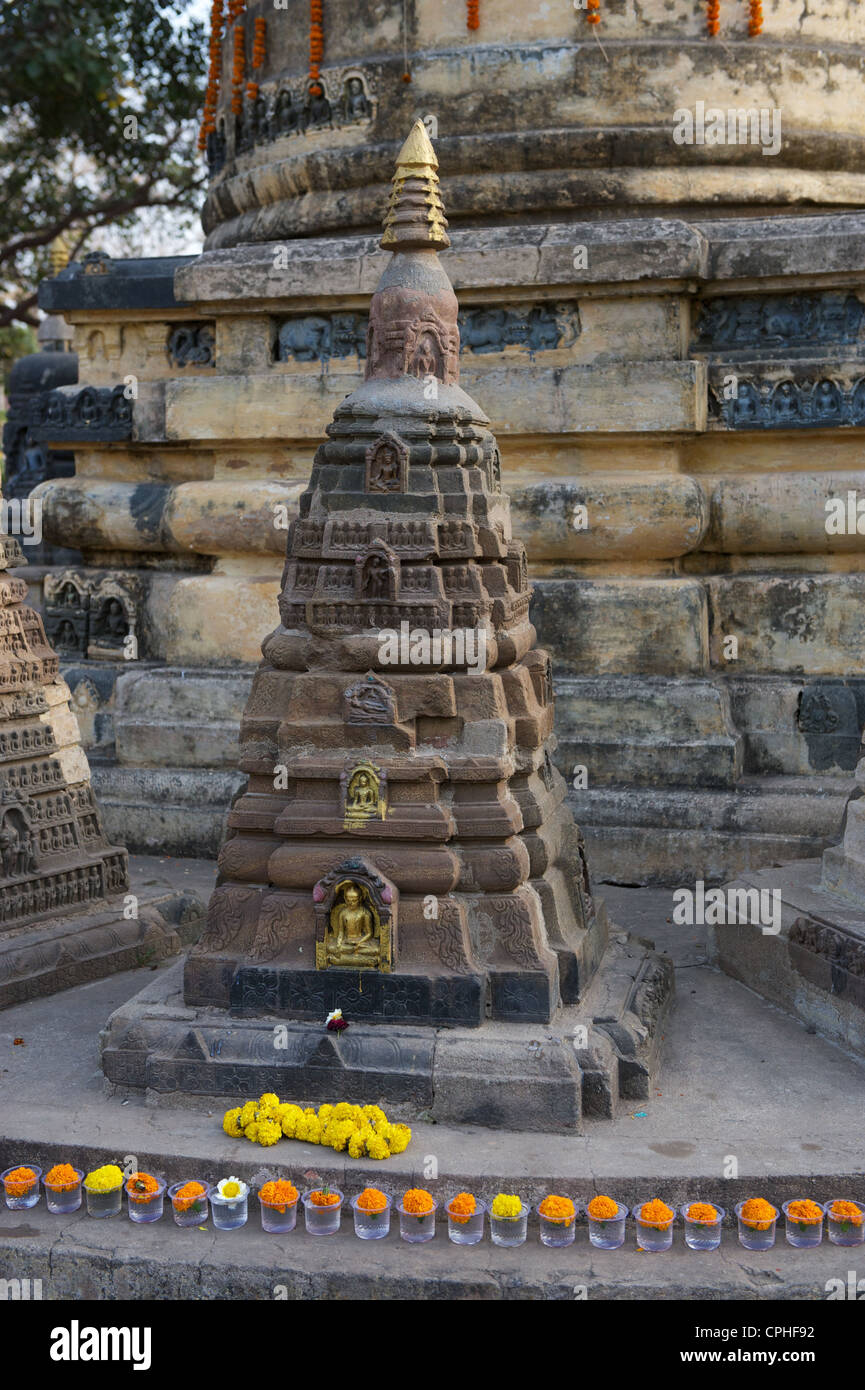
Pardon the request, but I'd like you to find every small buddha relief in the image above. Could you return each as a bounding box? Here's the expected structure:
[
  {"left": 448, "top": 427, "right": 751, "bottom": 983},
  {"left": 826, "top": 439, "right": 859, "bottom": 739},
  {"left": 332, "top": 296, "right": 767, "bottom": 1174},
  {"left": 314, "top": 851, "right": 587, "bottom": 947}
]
[
  {"left": 341, "top": 759, "right": 387, "bottom": 829},
  {"left": 313, "top": 858, "right": 397, "bottom": 972},
  {"left": 344, "top": 673, "right": 395, "bottom": 725},
  {"left": 365, "top": 431, "right": 408, "bottom": 493}
]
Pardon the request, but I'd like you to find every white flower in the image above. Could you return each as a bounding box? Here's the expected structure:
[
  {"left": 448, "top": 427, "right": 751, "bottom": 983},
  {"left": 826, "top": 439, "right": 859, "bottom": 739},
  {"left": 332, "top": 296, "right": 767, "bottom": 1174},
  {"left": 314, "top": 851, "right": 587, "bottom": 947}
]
[
  {"left": 216, "top": 1175, "right": 248, "bottom": 1201},
  {"left": 325, "top": 1009, "right": 343, "bottom": 1026}
]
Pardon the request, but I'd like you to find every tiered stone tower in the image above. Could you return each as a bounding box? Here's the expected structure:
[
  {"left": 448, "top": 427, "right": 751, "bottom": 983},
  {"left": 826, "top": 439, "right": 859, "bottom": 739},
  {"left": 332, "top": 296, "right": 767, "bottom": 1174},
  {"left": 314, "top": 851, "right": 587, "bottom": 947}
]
[
  {"left": 0, "top": 530, "right": 181, "bottom": 1005},
  {"left": 102, "top": 127, "right": 673, "bottom": 1130}
]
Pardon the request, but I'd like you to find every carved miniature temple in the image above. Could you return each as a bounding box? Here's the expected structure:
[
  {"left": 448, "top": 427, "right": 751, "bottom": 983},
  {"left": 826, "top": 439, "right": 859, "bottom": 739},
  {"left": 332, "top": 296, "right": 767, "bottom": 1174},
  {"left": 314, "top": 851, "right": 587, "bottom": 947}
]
[
  {"left": 102, "top": 127, "right": 672, "bottom": 1128},
  {"left": 0, "top": 526, "right": 182, "bottom": 1006}
]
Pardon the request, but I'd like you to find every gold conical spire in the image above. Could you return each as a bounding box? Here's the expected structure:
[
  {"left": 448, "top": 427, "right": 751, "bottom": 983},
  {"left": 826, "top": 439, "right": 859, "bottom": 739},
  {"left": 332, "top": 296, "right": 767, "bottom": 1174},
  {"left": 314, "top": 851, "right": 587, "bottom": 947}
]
[
  {"left": 381, "top": 118, "right": 450, "bottom": 251},
  {"left": 49, "top": 234, "right": 69, "bottom": 275}
]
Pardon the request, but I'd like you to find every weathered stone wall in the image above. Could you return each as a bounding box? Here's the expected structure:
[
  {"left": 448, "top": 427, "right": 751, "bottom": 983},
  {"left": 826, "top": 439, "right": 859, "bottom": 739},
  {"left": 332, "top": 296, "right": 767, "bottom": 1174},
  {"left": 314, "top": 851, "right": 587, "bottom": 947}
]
[{"left": 31, "top": 207, "right": 865, "bottom": 876}]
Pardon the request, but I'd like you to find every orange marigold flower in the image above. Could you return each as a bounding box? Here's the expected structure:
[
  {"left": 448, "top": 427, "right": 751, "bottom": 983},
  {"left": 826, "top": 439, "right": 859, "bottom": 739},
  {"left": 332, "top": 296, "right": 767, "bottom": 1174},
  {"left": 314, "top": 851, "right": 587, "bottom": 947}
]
[
  {"left": 586, "top": 0, "right": 600, "bottom": 24},
  {"left": 310, "top": 1189, "right": 340, "bottom": 1207},
  {"left": 830, "top": 1200, "right": 863, "bottom": 1224},
  {"left": 686, "top": 1201, "right": 719, "bottom": 1223},
  {"left": 45, "top": 1163, "right": 79, "bottom": 1190},
  {"left": 126, "top": 1172, "right": 160, "bottom": 1203},
  {"left": 403, "top": 1187, "right": 435, "bottom": 1214},
  {"left": 587, "top": 1194, "right": 619, "bottom": 1220},
  {"left": 539, "top": 1194, "right": 576, "bottom": 1222},
  {"left": 639, "top": 1198, "right": 674, "bottom": 1227},
  {"left": 357, "top": 1187, "right": 388, "bottom": 1212},
  {"left": 3, "top": 1166, "right": 37, "bottom": 1197},
  {"left": 173, "top": 1181, "right": 206, "bottom": 1212},
  {"left": 787, "top": 1199, "right": 823, "bottom": 1223},
  {"left": 740, "top": 1197, "right": 776, "bottom": 1230},
  {"left": 448, "top": 1191, "right": 476, "bottom": 1223},
  {"left": 260, "top": 1179, "right": 298, "bottom": 1212}
]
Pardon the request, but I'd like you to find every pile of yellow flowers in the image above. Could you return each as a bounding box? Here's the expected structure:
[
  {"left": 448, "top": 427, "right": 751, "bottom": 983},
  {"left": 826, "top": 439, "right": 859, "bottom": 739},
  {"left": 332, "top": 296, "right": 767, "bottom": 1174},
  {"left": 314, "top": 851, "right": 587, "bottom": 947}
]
[{"left": 222, "top": 1094, "right": 411, "bottom": 1160}]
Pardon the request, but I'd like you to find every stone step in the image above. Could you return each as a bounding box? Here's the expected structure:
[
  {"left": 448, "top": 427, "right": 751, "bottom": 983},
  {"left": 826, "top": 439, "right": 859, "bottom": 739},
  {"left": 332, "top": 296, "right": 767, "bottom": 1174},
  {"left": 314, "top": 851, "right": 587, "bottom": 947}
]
[
  {"left": 0, "top": 1203, "right": 854, "bottom": 1301},
  {"left": 90, "top": 765, "right": 245, "bottom": 858},
  {"left": 574, "top": 777, "right": 851, "bottom": 885}
]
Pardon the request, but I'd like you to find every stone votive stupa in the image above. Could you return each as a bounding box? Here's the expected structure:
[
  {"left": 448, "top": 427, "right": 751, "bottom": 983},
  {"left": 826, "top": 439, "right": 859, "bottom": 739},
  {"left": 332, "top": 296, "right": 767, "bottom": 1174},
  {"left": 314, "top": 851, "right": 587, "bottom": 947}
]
[
  {"left": 102, "top": 124, "right": 672, "bottom": 1129},
  {"left": 0, "top": 528, "right": 183, "bottom": 1006}
]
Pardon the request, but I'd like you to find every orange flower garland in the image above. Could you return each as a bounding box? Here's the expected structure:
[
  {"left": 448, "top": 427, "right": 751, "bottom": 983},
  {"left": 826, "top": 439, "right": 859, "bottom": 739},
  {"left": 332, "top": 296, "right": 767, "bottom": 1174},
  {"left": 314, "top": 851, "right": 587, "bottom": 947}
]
[
  {"left": 252, "top": 15, "right": 266, "bottom": 67},
  {"left": 748, "top": 0, "right": 762, "bottom": 36},
  {"left": 467, "top": 0, "right": 479, "bottom": 29},
  {"left": 586, "top": 0, "right": 600, "bottom": 25},
  {"left": 310, "top": 0, "right": 324, "bottom": 95},
  {"left": 246, "top": 81, "right": 259, "bottom": 100},
  {"left": 198, "top": 0, "right": 225, "bottom": 151},
  {"left": 706, "top": 0, "right": 720, "bottom": 36},
  {"left": 231, "top": 22, "right": 245, "bottom": 116}
]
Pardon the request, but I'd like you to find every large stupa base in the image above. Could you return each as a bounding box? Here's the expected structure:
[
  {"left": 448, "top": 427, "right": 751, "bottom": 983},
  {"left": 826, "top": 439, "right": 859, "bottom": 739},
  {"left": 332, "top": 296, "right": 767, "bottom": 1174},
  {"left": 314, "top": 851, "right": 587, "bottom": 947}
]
[{"left": 100, "top": 929, "right": 672, "bottom": 1133}]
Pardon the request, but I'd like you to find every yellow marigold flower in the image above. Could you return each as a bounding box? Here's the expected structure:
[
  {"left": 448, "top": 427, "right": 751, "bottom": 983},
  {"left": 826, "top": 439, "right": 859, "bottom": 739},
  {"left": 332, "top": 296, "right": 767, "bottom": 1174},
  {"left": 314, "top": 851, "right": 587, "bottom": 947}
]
[
  {"left": 239, "top": 1101, "right": 257, "bottom": 1129},
  {"left": 279, "top": 1104, "right": 302, "bottom": 1137},
  {"left": 257, "top": 1118, "right": 282, "bottom": 1147},
  {"left": 388, "top": 1123, "right": 411, "bottom": 1154},
  {"left": 491, "top": 1193, "right": 522, "bottom": 1218},
  {"left": 366, "top": 1133, "right": 391, "bottom": 1160},
  {"left": 259, "top": 1092, "right": 280, "bottom": 1110},
  {"left": 257, "top": 1100, "right": 280, "bottom": 1121},
  {"left": 303, "top": 1107, "right": 318, "bottom": 1119},
  {"left": 362, "top": 1105, "right": 387, "bottom": 1126},
  {"left": 348, "top": 1130, "right": 366, "bottom": 1159},
  {"left": 318, "top": 1104, "right": 334, "bottom": 1125},
  {"left": 243, "top": 1122, "right": 260, "bottom": 1143},
  {"left": 332, "top": 1102, "right": 353, "bottom": 1121},
  {"left": 348, "top": 1105, "right": 364, "bottom": 1125},
  {"left": 222, "top": 1107, "right": 244, "bottom": 1138},
  {"left": 84, "top": 1164, "right": 124, "bottom": 1193}
]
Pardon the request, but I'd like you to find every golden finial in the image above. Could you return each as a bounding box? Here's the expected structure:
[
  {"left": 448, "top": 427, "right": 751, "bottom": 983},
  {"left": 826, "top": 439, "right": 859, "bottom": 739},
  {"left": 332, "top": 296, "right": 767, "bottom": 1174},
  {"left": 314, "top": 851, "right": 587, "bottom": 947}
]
[
  {"left": 381, "top": 119, "right": 450, "bottom": 251},
  {"left": 49, "top": 235, "right": 69, "bottom": 275}
]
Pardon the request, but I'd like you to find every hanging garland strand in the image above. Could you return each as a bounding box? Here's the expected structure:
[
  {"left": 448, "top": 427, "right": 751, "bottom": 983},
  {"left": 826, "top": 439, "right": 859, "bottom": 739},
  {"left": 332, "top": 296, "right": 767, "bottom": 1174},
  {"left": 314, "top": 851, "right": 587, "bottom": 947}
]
[
  {"left": 706, "top": 0, "right": 720, "bottom": 36},
  {"left": 310, "top": 0, "right": 324, "bottom": 94},
  {"left": 247, "top": 14, "right": 265, "bottom": 99},
  {"left": 198, "top": 0, "right": 224, "bottom": 151},
  {"left": 467, "top": 0, "right": 479, "bottom": 30},
  {"left": 586, "top": 0, "right": 600, "bottom": 25},
  {"left": 231, "top": 20, "right": 245, "bottom": 115},
  {"left": 748, "top": 0, "right": 763, "bottom": 36}
]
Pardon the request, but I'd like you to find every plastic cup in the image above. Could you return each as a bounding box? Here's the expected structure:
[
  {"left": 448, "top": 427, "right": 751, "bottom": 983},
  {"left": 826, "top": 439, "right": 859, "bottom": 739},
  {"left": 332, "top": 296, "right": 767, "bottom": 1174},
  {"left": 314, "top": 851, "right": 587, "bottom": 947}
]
[
  {"left": 125, "top": 1177, "right": 166, "bottom": 1224},
  {"left": 351, "top": 1192, "right": 393, "bottom": 1239},
  {"left": 489, "top": 1201, "right": 528, "bottom": 1248},
  {"left": 168, "top": 1180, "right": 211, "bottom": 1227},
  {"left": 1, "top": 1165, "right": 41, "bottom": 1211},
  {"left": 587, "top": 1200, "right": 628, "bottom": 1249},
  {"left": 634, "top": 1200, "right": 675, "bottom": 1252},
  {"left": 537, "top": 1201, "right": 578, "bottom": 1247},
  {"left": 682, "top": 1203, "right": 724, "bottom": 1251},
  {"left": 302, "top": 1188, "right": 344, "bottom": 1235},
  {"left": 397, "top": 1197, "right": 437, "bottom": 1243},
  {"left": 259, "top": 1191, "right": 299, "bottom": 1234},
  {"left": 782, "top": 1200, "right": 824, "bottom": 1248},
  {"left": 825, "top": 1199, "right": 865, "bottom": 1247},
  {"left": 446, "top": 1197, "right": 486, "bottom": 1245},
  {"left": 735, "top": 1200, "right": 778, "bottom": 1251},
  {"left": 43, "top": 1168, "right": 84, "bottom": 1214}
]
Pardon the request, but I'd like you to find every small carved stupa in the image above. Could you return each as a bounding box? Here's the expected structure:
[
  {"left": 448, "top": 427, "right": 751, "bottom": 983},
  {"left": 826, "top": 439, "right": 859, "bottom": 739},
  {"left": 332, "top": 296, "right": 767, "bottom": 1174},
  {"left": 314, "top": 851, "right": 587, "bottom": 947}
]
[
  {"left": 189, "top": 121, "right": 611, "bottom": 1028},
  {"left": 0, "top": 525, "right": 177, "bottom": 1005}
]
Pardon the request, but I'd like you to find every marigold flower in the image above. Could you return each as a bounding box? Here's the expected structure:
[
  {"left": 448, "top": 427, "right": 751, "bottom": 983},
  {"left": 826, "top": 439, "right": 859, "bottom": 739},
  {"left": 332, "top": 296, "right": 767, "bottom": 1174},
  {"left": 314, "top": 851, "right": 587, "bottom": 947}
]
[
  {"left": 739, "top": 1197, "right": 776, "bottom": 1230},
  {"left": 310, "top": 1189, "right": 340, "bottom": 1207},
  {"left": 587, "top": 1194, "right": 619, "bottom": 1220},
  {"left": 4, "top": 1166, "right": 38, "bottom": 1197},
  {"left": 260, "top": 1179, "right": 298, "bottom": 1213},
  {"left": 366, "top": 1133, "right": 391, "bottom": 1160},
  {"left": 403, "top": 1187, "right": 435, "bottom": 1215},
  {"left": 223, "top": 1107, "right": 244, "bottom": 1138},
  {"left": 448, "top": 1191, "right": 476, "bottom": 1224},
  {"left": 786, "top": 1199, "right": 823, "bottom": 1224},
  {"left": 387, "top": 1123, "right": 411, "bottom": 1154},
  {"left": 45, "top": 1164, "right": 79, "bottom": 1191},
  {"left": 173, "top": 1181, "right": 206, "bottom": 1213},
  {"left": 539, "top": 1194, "right": 576, "bottom": 1223},
  {"left": 239, "top": 1101, "right": 257, "bottom": 1129},
  {"left": 83, "top": 1164, "right": 124, "bottom": 1193},
  {"left": 639, "top": 1198, "right": 675, "bottom": 1228},
  {"left": 491, "top": 1193, "right": 522, "bottom": 1218},
  {"left": 126, "top": 1172, "right": 160, "bottom": 1203},
  {"left": 686, "top": 1202, "right": 719, "bottom": 1223},
  {"left": 829, "top": 1200, "right": 863, "bottom": 1224},
  {"left": 357, "top": 1187, "right": 388, "bottom": 1212},
  {"left": 256, "top": 1118, "right": 282, "bottom": 1146}
]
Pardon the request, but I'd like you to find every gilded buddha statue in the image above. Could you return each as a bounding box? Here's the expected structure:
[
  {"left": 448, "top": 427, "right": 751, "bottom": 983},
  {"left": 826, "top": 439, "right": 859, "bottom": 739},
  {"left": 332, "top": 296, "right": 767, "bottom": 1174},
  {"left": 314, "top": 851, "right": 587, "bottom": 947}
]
[{"left": 323, "top": 880, "right": 382, "bottom": 967}]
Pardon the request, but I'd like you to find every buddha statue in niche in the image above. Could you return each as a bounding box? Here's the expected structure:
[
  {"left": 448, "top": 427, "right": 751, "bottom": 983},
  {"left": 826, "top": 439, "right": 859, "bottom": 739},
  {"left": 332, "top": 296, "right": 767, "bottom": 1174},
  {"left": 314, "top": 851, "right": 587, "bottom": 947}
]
[{"left": 325, "top": 880, "right": 382, "bottom": 967}]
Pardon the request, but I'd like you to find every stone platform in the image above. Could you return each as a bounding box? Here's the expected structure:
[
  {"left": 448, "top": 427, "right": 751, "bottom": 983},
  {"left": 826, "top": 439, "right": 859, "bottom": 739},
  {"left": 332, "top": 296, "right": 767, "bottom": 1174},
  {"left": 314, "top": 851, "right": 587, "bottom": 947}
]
[
  {"left": 0, "top": 855, "right": 208, "bottom": 1009},
  {"left": 709, "top": 858, "right": 865, "bottom": 1060},
  {"left": 99, "top": 927, "right": 673, "bottom": 1133},
  {"left": 2, "top": 876, "right": 863, "bottom": 1299}
]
